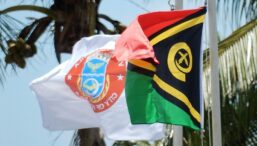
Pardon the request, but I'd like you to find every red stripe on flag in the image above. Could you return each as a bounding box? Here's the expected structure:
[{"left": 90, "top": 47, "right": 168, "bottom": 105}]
[{"left": 138, "top": 9, "right": 201, "bottom": 37}]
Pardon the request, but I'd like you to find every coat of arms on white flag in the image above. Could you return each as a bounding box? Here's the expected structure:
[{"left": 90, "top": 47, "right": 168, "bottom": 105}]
[{"left": 30, "top": 35, "right": 165, "bottom": 140}]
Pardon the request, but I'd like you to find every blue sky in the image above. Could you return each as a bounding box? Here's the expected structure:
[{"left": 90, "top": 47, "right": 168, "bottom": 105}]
[{"left": 0, "top": 1, "right": 204, "bottom": 146}]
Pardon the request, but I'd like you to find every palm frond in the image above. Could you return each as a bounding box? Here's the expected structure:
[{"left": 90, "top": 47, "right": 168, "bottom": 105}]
[
  {"left": 0, "top": 5, "right": 56, "bottom": 19},
  {"left": 217, "top": 0, "right": 257, "bottom": 35},
  {"left": 202, "top": 18, "right": 257, "bottom": 146},
  {"left": 0, "top": 14, "right": 23, "bottom": 83},
  {"left": 204, "top": 19, "right": 257, "bottom": 99}
]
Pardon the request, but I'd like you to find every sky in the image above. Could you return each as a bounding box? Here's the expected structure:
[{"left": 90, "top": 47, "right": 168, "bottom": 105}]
[{"left": 0, "top": 1, "right": 205, "bottom": 146}]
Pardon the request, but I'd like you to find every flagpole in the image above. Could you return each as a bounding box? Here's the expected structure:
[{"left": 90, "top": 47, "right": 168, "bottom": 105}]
[
  {"left": 207, "top": 0, "right": 222, "bottom": 146},
  {"left": 173, "top": 0, "right": 183, "bottom": 146},
  {"left": 175, "top": 0, "right": 183, "bottom": 10}
]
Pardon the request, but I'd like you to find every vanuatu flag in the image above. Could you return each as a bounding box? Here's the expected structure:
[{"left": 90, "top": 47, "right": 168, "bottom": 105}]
[{"left": 116, "top": 7, "right": 206, "bottom": 130}]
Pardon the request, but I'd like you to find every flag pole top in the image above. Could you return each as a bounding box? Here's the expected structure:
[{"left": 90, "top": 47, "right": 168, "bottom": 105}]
[{"left": 168, "top": 0, "right": 175, "bottom": 10}]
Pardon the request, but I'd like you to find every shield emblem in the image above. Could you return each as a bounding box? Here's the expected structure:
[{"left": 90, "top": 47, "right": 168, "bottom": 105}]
[
  {"left": 65, "top": 49, "right": 126, "bottom": 112},
  {"left": 81, "top": 58, "right": 107, "bottom": 99}
]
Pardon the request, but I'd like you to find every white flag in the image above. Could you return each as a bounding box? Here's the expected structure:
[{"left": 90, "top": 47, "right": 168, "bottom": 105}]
[{"left": 30, "top": 35, "right": 165, "bottom": 140}]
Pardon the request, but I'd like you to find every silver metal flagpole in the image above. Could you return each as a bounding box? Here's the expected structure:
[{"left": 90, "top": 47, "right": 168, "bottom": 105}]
[
  {"left": 207, "top": 0, "right": 222, "bottom": 146},
  {"left": 173, "top": 1, "right": 183, "bottom": 146},
  {"left": 173, "top": 126, "right": 183, "bottom": 146},
  {"left": 175, "top": 0, "right": 183, "bottom": 10}
]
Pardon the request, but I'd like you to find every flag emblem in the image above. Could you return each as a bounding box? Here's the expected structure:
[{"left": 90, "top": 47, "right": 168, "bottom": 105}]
[
  {"left": 82, "top": 58, "right": 108, "bottom": 99},
  {"left": 168, "top": 42, "right": 192, "bottom": 82},
  {"left": 65, "top": 49, "right": 126, "bottom": 112}
]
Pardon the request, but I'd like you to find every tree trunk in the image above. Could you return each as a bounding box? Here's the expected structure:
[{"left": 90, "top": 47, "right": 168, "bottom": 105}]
[
  {"left": 52, "top": 0, "right": 101, "bottom": 61},
  {"left": 73, "top": 128, "right": 106, "bottom": 146},
  {"left": 53, "top": 0, "right": 104, "bottom": 145}
]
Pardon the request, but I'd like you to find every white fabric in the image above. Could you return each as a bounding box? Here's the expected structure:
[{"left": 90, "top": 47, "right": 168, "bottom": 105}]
[{"left": 30, "top": 34, "right": 165, "bottom": 140}]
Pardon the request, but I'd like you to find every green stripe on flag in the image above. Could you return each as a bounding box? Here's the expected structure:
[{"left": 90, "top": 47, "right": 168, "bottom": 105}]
[
  {"left": 125, "top": 70, "right": 157, "bottom": 122},
  {"left": 126, "top": 70, "right": 199, "bottom": 130},
  {"left": 152, "top": 89, "right": 199, "bottom": 130}
]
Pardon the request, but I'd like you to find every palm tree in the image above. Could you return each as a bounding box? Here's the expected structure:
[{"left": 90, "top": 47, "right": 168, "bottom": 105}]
[
  {"left": 0, "top": 0, "right": 125, "bottom": 67},
  {"left": 1, "top": 0, "right": 125, "bottom": 146}
]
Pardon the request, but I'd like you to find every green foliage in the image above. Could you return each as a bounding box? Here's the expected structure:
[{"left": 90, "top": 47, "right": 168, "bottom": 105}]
[
  {"left": 221, "top": 84, "right": 257, "bottom": 146},
  {"left": 182, "top": 81, "right": 257, "bottom": 146}
]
